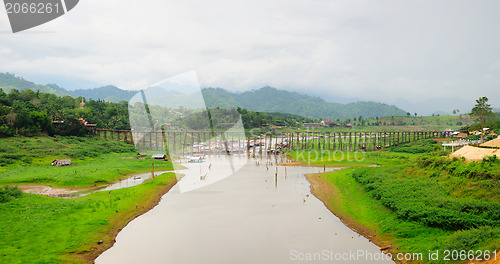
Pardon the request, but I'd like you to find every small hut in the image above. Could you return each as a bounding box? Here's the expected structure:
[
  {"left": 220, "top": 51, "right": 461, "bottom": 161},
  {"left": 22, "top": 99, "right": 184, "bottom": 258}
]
[{"left": 51, "top": 159, "right": 71, "bottom": 166}]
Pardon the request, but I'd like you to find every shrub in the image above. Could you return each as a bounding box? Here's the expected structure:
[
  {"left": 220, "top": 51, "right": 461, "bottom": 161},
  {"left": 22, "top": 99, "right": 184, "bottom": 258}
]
[
  {"left": 349, "top": 166, "right": 500, "bottom": 230},
  {"left": 0, "top": 185, "right": 22, "bottom": 203},
  {"left": 390, "top": 139, "right": 438, "bottom": 154},
  {"left": 442, "top": 226, "right": 500, "bottom": 251}
]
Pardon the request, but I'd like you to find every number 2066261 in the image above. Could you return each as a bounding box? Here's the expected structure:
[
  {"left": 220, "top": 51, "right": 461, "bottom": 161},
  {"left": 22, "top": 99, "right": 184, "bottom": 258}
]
[
  {"left": 443, "top": 250, "right": 497, "bottom": 261},
  {"left": 5, "top": 2, "right": 62, "bottom": 14}
]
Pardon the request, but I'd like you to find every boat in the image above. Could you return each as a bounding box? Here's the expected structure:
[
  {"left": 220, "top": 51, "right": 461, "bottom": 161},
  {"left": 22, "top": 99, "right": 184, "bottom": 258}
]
[{"left": 188, "top": 156, "right": 205, "bottom": 163}]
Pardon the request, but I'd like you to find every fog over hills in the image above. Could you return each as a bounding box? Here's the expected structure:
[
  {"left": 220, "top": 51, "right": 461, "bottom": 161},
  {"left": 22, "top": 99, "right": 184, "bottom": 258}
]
[{"left": 0, "top": 72, "right": 472, "bottom": 120}]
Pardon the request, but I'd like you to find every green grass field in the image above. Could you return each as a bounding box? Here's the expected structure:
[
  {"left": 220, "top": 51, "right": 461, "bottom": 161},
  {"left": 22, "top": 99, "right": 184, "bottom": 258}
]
[
  {"left": 0, "top": 136, "right": 173, "bottom": 187},
  {"left": 286, "top": 138, "right": 442, "bottom": 167},
  {"left": 268, "top": 115, "right": 475, "bottom": 133},
  {"left": 287, "top": 149, "right": 417, "bottom": 167}
]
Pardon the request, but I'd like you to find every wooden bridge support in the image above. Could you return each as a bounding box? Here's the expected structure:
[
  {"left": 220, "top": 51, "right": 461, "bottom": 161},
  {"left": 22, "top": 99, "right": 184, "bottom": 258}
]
[{"left": 94, "top": 129, "right": 443, "bottom": 155}]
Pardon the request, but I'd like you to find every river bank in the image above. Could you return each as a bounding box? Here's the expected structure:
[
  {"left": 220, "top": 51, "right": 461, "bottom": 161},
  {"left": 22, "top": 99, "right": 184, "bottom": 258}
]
[
  {"left": 18, "top": 170, "right": 173, "bottom": 198},
  {"left": 0, "top": 172, "right": 178, "bottom": 264},
  {"left": 302, "top": 146, "right": 500, "bottom": 264},
  {"left": 305, "top": 172, "right": 394, "bottom": 254},
  {"left": 0, "top": 136, "right": 182, "bottom": 263},
  {"left": 76, "top": 174, "right": 178, "bottom": 263}
]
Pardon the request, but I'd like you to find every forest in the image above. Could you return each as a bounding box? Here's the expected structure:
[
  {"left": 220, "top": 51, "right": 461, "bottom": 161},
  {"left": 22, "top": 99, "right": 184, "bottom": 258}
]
[{"left": 0, "top": 88, "right": 314, "bottom": 137}]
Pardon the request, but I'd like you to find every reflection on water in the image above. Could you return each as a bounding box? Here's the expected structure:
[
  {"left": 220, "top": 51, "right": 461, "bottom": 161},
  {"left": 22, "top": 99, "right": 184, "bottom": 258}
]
[
  {"left": 96, "top": 155, "right": 394, "bottom": 264},
  {"left": 52, "top": 171, "right": 169, "bottom": 198},
  {"left": 98, "top": 171, "right": 166, "bottom": 192}
]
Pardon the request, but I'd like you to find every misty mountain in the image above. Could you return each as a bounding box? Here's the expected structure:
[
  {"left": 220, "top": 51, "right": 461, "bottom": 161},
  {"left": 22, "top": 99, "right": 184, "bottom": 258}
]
[
  {"left": 392, "top": 97, "right": 475, "bottom": 116},
  {"left": 0, "top": 73, "right": 136, "bottom": 102},
  {"left": 69, "top": 85, "right": 137, "bottom": 102},
  {"left": 202, "top": 87, "right": 407, "bottom": 119},
  {"left": 1, "top": 72, "right": 407, "bottom": 119},
  {"left": 0, "top": 73, "right": 70, "bottom": 96}
]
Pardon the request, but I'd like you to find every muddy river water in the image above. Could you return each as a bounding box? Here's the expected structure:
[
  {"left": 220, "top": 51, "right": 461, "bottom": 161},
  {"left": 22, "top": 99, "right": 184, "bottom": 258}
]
[{"left": 96, "top": 156, "right": 393, "bottom": 264}]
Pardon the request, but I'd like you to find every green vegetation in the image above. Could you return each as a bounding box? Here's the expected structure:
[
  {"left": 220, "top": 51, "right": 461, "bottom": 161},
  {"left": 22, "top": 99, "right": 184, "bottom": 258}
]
[
  {"left": 203, "top": 86, "right": 407, "bottom": 119},
  {"left": 316, "top": 169, "right": 451, "bottom": 258},
  {"left": 288, "top": 149, "right": 415, "bottom": 167},
  {"left": 1, "top": 85, "right": 314, "bottom": 135},
  {"left": 0, "top": 87, "right": 131, "bottom": 136},
  {"left": 294, "top": 115, "right": 474, "bottom": 132},
  {"left": 0, "top": 73, "right": 69, "bottom": 96},
  {"left": 301, "top": 139, "right": 500, "bottom": 262},
  {"left": 317, "top": 168, "right": 499, "bottom": 263},
  {"left": 69, "top": 85, "right": 136, "bottom": 103},
  {"left": 127, "top": 103, "right": 314, "bottom": 131},
  {"left": 390, "top": 139, "right": 440, "bottom": 154},
  {"left": 351, "top": 166, "right": 500, "bottom": 231},
  {"left": 0, "top": 72, "right": 485, "bottom": 133},
  {"left": 462, "top": 120, "right": 500, "bottom": 135},
  {"left": 0, "top": 72, "right": 135, "bottom": 102},
  {"left": 0, "top": 186, "right": 22, "bottom": 203},
  {"left": 0, "top": 137, "right": 173, "bottom": 187},
  {"left": 470, "top": 97, "right": 495, "bottom": 131},
  {"left": 0, "top": 136, "right": 178, "bottom": 263},
  {"left": 237, "top": 107, "right": 314, "bottom": 129},
  {"left": 287, "top": 139, "right": 440, "bottom": 167},
  {"left": 0, "top": 172, "right": 176, "bottom": 264}
]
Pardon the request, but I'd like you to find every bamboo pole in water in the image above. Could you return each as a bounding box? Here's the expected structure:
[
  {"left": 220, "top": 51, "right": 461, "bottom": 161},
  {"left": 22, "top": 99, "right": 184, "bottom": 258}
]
[
  {"left": 328, "top": 132, "right": 331, "bottom": 150},
  {"left": 252, "top": 134, "right": 256, "bottom": 157}
]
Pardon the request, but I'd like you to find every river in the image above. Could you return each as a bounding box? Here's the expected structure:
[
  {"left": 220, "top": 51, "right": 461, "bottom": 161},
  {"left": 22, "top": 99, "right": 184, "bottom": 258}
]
[{"left": 95, "top": 155, "right": 393, "bottom": 263}]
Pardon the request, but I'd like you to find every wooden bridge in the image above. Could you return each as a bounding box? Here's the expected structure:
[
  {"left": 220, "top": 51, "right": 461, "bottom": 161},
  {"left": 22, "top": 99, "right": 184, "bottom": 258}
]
[{"left": 95, "top": 129, "right": 442, "bottom": 155}]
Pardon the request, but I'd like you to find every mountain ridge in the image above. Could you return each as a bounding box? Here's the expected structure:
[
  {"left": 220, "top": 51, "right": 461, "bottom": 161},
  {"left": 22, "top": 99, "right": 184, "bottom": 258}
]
[
  {"left": 0, "top": 72, "right": 407, "bottom": 119},
  {"left": 202, "top": 86, "right": 407, "bottom": 119}
]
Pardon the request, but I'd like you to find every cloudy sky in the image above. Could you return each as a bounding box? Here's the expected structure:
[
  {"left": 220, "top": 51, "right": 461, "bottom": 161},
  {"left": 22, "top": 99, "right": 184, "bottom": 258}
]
[{"left": 1, "top": 0, "right": 499, "bottom": 114}]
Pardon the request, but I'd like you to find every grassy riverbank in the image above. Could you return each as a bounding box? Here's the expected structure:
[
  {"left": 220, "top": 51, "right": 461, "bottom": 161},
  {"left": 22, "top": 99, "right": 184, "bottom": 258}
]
[
  {"left": 300, "top": 140, "right": 500, "bottom": 263},
  {"left": 0, "top": 136, "right": 178, "bottom": 263},
  {"left": 0, "top": 172, "right": 177, "bottom": 264},
  {"left": 286, "top": 138, "right": 441, "bottom": 167},
  {"left": 0, "top": 136, "right": 174, "bottom": 187}
]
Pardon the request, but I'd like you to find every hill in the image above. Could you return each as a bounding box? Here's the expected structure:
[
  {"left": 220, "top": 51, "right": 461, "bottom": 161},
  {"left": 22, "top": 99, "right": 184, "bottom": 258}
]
[
  {"left": 0, "top": 73, "right": 137, "bottom": 102},
  {"left": 69, "top": 85, "right": 137, "bottom": 102},
  {"left": 202, "top": 86, "right": 407, "bottom": 119},
  {"left": 0, "top": 72, "right": 407, "bottom": 119},
  {"left": 0, "top": 73, "right": 70, "bottom": 96}
]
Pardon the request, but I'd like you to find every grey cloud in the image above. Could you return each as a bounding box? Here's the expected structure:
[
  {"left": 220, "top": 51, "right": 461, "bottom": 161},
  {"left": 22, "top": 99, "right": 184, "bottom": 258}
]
[{"left": 0, "top": 0, "right": 499, "bottom": 112}]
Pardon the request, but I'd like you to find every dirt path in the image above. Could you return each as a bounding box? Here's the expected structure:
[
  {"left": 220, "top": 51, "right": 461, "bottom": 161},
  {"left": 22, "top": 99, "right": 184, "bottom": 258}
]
[
  {"left": 18, "top": 171, "right": 172, "bottom": 198},
  {"left": 19, "top": 185, "right": 97, "bottom": 197}
]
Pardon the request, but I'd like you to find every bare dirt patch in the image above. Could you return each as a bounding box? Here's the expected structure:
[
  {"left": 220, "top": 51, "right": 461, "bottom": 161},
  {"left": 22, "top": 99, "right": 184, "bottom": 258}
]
[{"left": 450, "top": 145, "right": 500, "bottom": 161}]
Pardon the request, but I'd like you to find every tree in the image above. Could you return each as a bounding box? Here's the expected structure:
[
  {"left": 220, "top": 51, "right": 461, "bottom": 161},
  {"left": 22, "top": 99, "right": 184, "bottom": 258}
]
[
  {"left": 414, "top": 112, "right": 417, "bottom": 117},
  {"left": 407, "top": 112, "right": 411, "bottom": 117},
  {"left": 470, "top": 97, "right": 495, "bottom": 135},
  {"left": 55, "top": 118, "right": 87, "bottom": 136}
]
